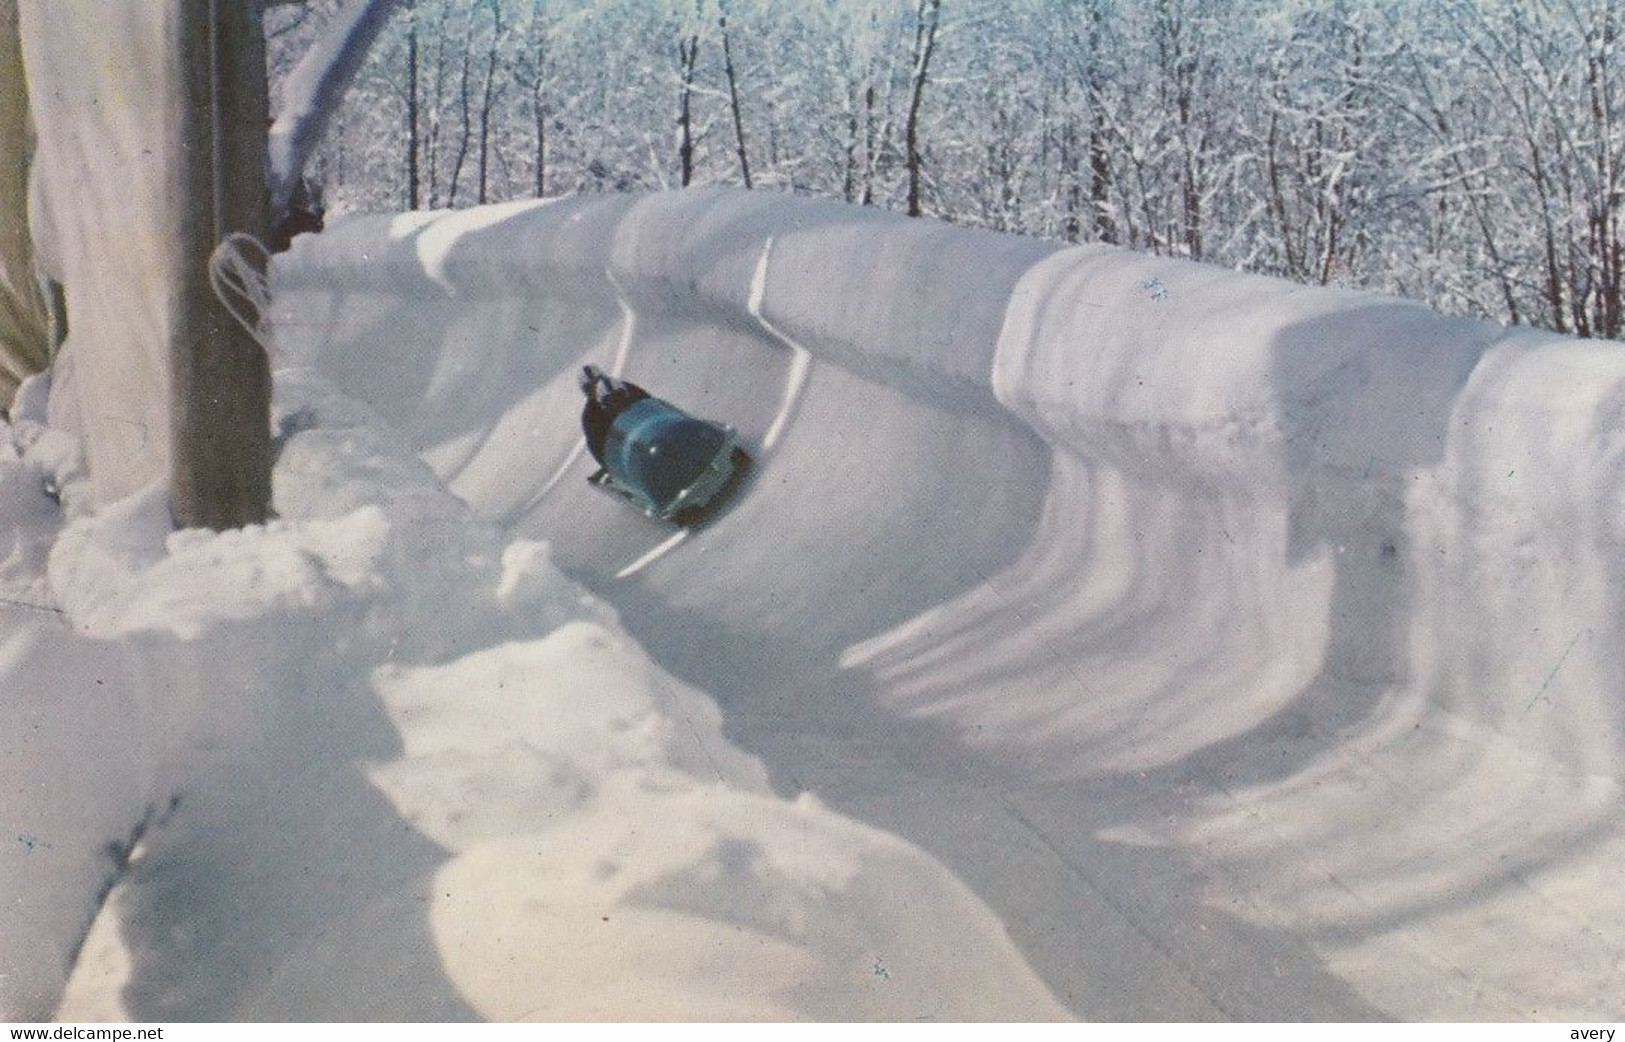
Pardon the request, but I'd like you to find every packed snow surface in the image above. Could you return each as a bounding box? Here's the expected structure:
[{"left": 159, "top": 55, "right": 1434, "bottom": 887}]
[{"left": 6, "top": 187, "right": 1624, "bottom": 1020}]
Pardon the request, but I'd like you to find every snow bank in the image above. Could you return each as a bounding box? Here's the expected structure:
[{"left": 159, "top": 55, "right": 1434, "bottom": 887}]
[
  {"left": 984, "top": 251, "right": 1625, "bottom": 1018},
  {"left": 5, "top": 362, "right": 1064, "bottom": 1019},
  {"left": 0, "top": 374, "right": 75, "bottom": 600},
  {"left": 1, "top": 371, "right": 136, "bottom": 1019},
  {"left": 270, "top": 187, "right": 1625, "bottom": 1019}
]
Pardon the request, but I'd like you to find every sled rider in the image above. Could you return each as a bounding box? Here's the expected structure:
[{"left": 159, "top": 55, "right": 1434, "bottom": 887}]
[{"left": 578, "top": 364, "right": 650, "bottom": 467}]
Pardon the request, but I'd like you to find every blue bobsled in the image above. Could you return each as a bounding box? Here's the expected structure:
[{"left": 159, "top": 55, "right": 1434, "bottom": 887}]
[{"left": 589, "top": 396, "right": 750, "bottom": 523}]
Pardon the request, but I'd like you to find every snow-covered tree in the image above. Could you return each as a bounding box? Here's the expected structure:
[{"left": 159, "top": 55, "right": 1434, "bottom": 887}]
[{"left": 272, "top": 0, "right": 1625, "bottom": 340}]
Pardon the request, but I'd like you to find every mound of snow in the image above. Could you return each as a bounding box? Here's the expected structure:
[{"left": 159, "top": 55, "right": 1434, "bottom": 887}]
[{"left": 4, "top": 365, "right": 1064, "bottom": 1020}]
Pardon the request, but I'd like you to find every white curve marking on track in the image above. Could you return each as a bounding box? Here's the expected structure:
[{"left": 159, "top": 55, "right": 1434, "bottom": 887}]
[
  {"left": 615, "top": 239, "right": 810, "bottom": 580},
  {"left": 749, "top": 237, "right": 813, "bottom": 451},
  {"left": 605, "top": 267, "right": 637, "bottom": 377},
  {"left": 615, "top": 528, "right": 690, "bottom": 579}
]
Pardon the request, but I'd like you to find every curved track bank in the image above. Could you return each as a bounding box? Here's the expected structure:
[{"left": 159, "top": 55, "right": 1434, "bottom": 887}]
[{"left": 274, "top": 188, "right": 1625, "bottom": 1020}]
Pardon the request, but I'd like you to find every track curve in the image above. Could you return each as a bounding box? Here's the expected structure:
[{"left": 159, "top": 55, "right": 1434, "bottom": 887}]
[{"left": 273, "top": 188, "right": 1625, "bottom": 1020}]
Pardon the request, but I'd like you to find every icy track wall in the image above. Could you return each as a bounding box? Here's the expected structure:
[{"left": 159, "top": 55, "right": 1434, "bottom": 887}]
[{"left": 273, "top": 187, "right": 1625, "bottom": 1019}]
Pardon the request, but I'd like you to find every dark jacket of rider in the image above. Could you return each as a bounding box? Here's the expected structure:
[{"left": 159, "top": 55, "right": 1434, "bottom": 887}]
[{"left": 579, "top": 365, "right": 651, "bottom": 467}]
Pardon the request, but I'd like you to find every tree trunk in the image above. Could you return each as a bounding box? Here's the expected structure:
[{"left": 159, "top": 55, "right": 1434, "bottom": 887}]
[
  {"left": 1060, "top": 97, "right": 1080, "bottom": 242},
  {"left": 446, "top": 40, "right": 473, "bottom": 205},
  {"left": 1585, "top": 7, "right": 1621, "bottom": 337},
  {"left": 904, "top": 0, "right": 942, "bottom": 217},
  {"left": 532, "top": 93, "right": 546, "bottom": 198},
  {"left": 530, "top": 0, "right": 547, "bottom": 197},
  {"left": 842, "top": 76, "right": 859, "bottom": 202},
  {"left": 425, "top": 1, "right": 451, "bottom": 207},
  {"left": 677, "top": 19, "right": 700, "bottom": 187},
  {"left": 476, "top": 0, "right": 502, "bottom": 204},
  {"left": 861, "top": 82, "right": 877, "bottom": 205},
  {"left": 1088, "top": 125, "right": 1114, "bottom": 243},
  {"left": 1084, "top": 3, "right": 1115, "bottom": 244},
  {"left": 406, "top": 0, "right": 420, "bottom": 209},
  {"left": 1265, "top": 109, "right": 1299, "bottom": 277},
  {"left": 719, "top": 5, "right": 751, "bottom": 189}
]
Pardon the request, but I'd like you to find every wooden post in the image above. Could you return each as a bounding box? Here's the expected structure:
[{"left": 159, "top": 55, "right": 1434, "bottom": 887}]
[{"left": 171, "top": 0, "right": 273, "bottom": 529}]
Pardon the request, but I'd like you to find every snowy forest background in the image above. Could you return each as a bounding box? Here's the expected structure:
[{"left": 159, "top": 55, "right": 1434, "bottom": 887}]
[{"left": 267, "top": 0, "right": 1624, "bottom": 341}]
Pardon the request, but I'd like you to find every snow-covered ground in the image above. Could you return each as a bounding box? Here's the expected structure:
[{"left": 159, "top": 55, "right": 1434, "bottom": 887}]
[
  {"left": 6, "top": 187, "right": 1624, "bottom": 1020},
  {"left": 3, "top": 362, "right": 1065, "bottom": 1020}
]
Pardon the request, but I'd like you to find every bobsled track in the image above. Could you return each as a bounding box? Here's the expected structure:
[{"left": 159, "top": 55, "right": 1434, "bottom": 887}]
[{"left": 271, "top": 187, "right": 1625, "bottom": 1020}]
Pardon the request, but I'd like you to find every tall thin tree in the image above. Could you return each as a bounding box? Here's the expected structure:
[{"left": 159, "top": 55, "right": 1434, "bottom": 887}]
[
  {"left": 405, "top": 0, "right": 420, "bottom": 209},
  {"left": 527, "top": 0, "right": 548, "bottom": 197},
  {"left": 904, "top": 0, "right": 942, "bottom": 217},
  {"left": 719, "top": 0, "right": 752, "bottom": 188},
  {"left": 476, "top": 0, "right": 504, "bottom": 204},
  {"left": 676, "top": 0, "right": 703, "bottom": 187}
]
